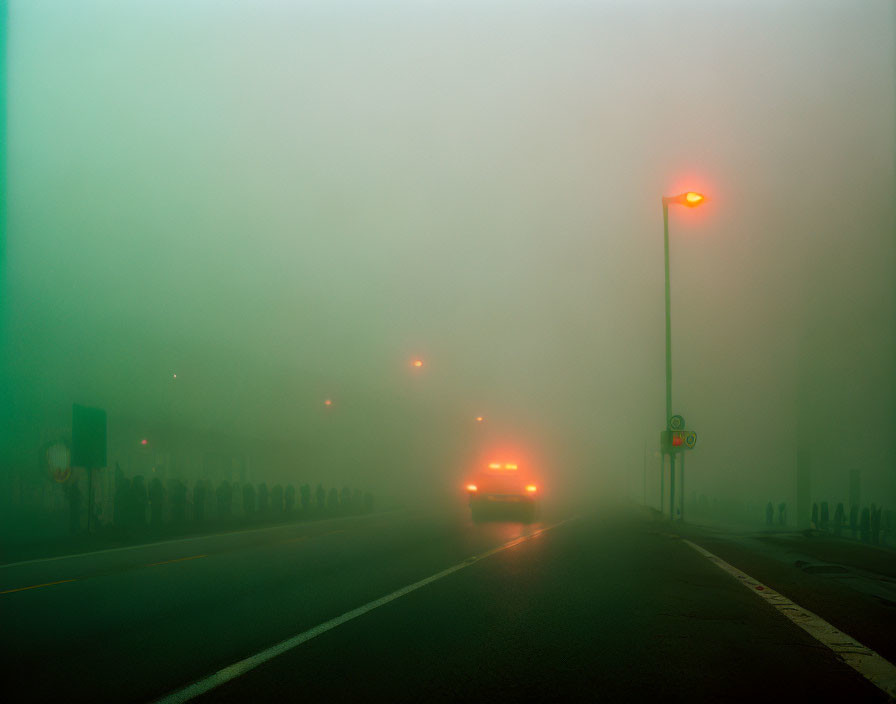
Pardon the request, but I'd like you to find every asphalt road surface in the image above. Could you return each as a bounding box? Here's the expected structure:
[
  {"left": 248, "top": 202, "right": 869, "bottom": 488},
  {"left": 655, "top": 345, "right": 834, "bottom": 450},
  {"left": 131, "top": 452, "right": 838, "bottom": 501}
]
[{"left": 1, "top": 505, "right": 893, "bottom": 702}]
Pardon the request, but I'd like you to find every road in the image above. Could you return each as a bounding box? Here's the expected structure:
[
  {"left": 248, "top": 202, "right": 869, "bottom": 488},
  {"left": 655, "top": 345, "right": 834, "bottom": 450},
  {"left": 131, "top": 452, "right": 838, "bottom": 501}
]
[{"left": 1, "top": 505, "right": 893, "bottom": 702}]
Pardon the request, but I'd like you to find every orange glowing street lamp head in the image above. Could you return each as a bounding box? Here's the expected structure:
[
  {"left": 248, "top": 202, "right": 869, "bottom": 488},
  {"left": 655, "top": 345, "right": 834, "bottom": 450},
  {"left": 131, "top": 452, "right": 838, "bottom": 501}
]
[
  {"left": 324, "top": 399, "right": 332, "bottom": 406},
  {"left": 664, "top": 191, "right": 706, "bottom": 208},
  {"left": 475, "top": 416, "right": 484, "bottom": 422},
  {"left": 412, "top": 359, "right": 424, "bottom": 368}
]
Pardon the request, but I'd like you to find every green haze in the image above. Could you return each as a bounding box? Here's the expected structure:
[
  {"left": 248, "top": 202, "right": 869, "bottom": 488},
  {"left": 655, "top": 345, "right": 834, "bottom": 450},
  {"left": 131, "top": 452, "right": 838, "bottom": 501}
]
[{"left": 2, "top": 0, "right": 894, "bottom": 526}]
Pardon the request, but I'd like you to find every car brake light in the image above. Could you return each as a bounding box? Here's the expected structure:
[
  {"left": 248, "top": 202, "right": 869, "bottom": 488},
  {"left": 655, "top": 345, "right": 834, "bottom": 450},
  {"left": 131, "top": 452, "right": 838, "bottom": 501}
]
[{"left": 505, "top": 464, "right": 518, "bottom": 470}]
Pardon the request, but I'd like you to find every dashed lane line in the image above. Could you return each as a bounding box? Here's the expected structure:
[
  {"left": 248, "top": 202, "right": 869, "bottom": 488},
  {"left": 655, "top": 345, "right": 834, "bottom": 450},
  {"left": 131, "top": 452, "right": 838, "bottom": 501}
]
[
  {"left": 148, "top": 555, "right": 208, "bottom": 567},
  {"left": 1, "top": 527, "right": 354, "bottom": 595},
  {"left": 684, "top": 539, "right": 896, "bottom": 699},
  {"left": 280, "top": 529, "right": 343, "bottom": 545},
  {"left": 0, "top": 579, "right": 78, "bottom": 595},
  {"left": 0, "top": 526, "right": 291, "bottom": 570},
  {"left": 153, "top": 518, "right": 576, "bottom": 704},
  {"left": 1, "top": 553, "right": 209, "bottom": 595},
  {"left": 0, "top": 511, "right": 403, "bottom": 570}
]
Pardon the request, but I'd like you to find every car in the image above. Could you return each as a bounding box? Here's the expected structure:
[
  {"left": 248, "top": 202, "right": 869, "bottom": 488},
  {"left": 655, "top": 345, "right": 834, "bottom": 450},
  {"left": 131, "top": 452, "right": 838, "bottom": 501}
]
[{"left": 465, "top": 462, "right": 538, "bottom": 523}]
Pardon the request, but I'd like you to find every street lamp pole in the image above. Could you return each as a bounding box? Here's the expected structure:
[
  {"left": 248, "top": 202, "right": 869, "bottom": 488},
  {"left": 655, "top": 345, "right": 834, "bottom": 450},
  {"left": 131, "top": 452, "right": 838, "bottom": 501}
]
[
  {"left": 663, "top": 200, "right": 675, "bottom": 518},
  {"left": 663, "top": 200, "right": 673, "bottom": 429},
  {"left": 660, "top": 191, "right": 704, "bottom": 520}
]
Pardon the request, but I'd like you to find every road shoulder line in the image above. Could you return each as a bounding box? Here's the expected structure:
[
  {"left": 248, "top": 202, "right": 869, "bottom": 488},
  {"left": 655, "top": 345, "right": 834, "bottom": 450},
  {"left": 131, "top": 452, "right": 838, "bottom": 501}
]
[
  {"left": 153, "top": 517, "right": 575, "bottom": 704},
  {"left": 684, "top": 538, "right": 896, "bottom": 699}
]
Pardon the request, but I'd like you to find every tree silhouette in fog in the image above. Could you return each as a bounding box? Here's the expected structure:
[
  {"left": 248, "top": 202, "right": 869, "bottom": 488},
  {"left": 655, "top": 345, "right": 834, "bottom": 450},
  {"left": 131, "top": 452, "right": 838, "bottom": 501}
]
[
  {"left": 257, "top": 483, "right": 269, "bottom": 516},
  {"left": 300, "top": 484, "right": 311, "bottom": 512},
  {"left": 271, "top": 484, "right": 284, "bottom": 516},
  {"left": 243, "top": 483, "right": 256, "bottom": 517}
]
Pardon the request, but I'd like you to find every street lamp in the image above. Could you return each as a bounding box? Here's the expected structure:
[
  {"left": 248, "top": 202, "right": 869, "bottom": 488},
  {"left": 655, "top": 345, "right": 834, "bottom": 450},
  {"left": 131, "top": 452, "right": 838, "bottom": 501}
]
[{"left": 661, "top": 191, "right": 705, "bottom": 519}]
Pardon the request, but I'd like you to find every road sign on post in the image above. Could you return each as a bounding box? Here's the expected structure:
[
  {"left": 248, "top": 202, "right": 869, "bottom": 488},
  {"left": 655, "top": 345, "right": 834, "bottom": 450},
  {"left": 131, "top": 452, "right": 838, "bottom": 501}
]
[
  {"left": 660, "top": 429, "right": 697, "bottom": 453},
  {"left": 46, "top": 442, "right": 72, "bottom": 483},
  {"left": 660, "top": 427, "right": 697, "bottom": 523}
]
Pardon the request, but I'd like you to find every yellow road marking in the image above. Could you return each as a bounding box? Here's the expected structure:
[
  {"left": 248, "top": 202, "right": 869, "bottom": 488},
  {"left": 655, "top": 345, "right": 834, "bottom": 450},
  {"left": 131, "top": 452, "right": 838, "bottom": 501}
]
[
  {"left": 282, "top": 529, "right": 345, "bottom": 545},
  {"left": 148, "top": 554, "right": 208, "bottom": 567},
  {"left": 2, "top": 553, "right": 210, "bottom": 594},
  {"left": 3, "top": 526, "right": 352, "bottom": 596},
  {"left": 0, "top": 578, "right": 78, "bottom": 595}
]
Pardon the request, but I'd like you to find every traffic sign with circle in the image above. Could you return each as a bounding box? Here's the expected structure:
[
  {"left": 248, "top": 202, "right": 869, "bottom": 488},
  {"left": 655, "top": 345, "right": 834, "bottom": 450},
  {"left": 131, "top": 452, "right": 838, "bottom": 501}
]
[{"left": 46, "top": 442, "right": 72, "bottom": 483}]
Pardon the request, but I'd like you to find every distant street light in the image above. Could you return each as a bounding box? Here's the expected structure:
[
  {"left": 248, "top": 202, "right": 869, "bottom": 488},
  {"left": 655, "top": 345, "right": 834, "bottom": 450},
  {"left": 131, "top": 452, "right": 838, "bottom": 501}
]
[
  {"left": 324, "top": 399, "right": 333, "bottom": 407},
  {"left": 475, "top": 416, "right": 484, "bottom": 422},
  {"left": 663, "top": 191, "right": 705, "bottom": 208},
  {"left": 412, "top": 359, "right": 424, "bottom": 368},
  {"left": 661, "top": 190, "right": 705, "bottom": 520}
]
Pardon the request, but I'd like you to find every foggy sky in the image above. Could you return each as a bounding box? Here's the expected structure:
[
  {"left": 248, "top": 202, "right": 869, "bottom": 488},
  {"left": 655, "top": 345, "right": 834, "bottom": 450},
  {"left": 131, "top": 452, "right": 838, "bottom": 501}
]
[{"left": 3, "top": 0, "right": 894, "bottom": 505}]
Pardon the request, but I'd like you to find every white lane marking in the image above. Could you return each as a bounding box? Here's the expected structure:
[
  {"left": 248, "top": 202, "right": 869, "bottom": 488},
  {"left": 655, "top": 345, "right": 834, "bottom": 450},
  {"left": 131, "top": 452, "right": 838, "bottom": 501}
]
[
  {"left": 0, "top": 510, "right": 404, "bottom": 570},
  {"left": 154, "top": 518, "right": 575, "bottom": 704},
  {"left": 684, "top": 539, "right": 896, "bottom": 699}
]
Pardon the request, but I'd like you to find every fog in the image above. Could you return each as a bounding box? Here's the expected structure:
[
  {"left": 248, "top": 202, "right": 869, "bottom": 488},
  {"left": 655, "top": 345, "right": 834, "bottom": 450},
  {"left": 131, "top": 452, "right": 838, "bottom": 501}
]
[{"left": 2, "top": 1, "right": 894, "bottom": 523}]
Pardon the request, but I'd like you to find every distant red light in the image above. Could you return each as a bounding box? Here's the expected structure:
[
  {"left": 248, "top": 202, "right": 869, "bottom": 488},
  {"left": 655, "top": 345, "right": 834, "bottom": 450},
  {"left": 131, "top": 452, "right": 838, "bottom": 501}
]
[
  {"left": 672, "top": 434, "right": 683, "bottom": 446},
  {"left": 141, "top": 439, "right": 148, "bottom": 446},
  {"left": 324, "top": 399, "right": 332, "bottom": 406}
]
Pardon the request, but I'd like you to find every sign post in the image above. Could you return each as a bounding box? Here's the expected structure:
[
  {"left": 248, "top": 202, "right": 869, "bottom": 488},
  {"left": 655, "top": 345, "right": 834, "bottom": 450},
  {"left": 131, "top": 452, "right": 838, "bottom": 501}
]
[
  {"left": 680, "top": 451, "right": 685, "bottom": 522},
  {"left": 660, "top": 418, "right": 697, "bottom": 521}
]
